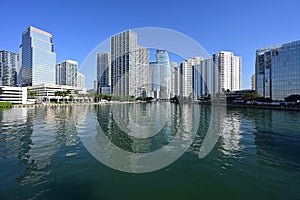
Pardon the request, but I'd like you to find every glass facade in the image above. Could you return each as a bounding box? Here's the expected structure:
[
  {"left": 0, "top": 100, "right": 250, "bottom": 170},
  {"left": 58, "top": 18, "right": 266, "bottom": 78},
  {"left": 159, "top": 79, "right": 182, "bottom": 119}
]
[
  {"left": 255, "top": 40, "right": 300, "bottom": 100},
  {"left": 155, "top": 50, "right": 171, "bottom": 99},
  {"left": 96, "top": 52, "right": 110, "bottom": 93},
  {"left": 0, "top": 50, "right": 18, "bottom": 86},
  {"left": 21, "top": 26, "right": 56, "bottom": 86}
]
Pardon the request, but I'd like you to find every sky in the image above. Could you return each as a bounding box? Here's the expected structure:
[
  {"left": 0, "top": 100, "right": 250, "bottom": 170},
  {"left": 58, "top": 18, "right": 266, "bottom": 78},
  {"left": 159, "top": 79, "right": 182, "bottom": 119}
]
[{"left": 1, "top": 0, "right": 300, "bottom": 89}]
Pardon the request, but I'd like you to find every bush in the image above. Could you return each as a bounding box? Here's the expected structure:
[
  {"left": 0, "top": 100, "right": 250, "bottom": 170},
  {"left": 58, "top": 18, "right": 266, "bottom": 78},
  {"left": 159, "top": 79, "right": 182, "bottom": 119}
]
[{"left": 0, "top": 102, "right": 13, "bottom": 108}]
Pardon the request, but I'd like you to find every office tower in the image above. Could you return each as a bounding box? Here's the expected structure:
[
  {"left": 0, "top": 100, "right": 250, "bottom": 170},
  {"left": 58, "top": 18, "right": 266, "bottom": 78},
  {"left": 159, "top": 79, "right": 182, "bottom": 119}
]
[
  {"left": 156, "top": 50, "right": 171, "bottom": 99},
  {"left": 77, "top": 72, "right": 85, "bottom": 89},
  {"left": 251, "top": 74, "right": 255, "bottom": 91},
  {"left": 149, "top": 62, "right": 161, "bottom": 99},
  {"left": 20, "top": 26, "right": 56, "bottom": 86},
  {"left": 180, "top": 57, "right": 202, "bottom": 98},
  {"left": 0, "top": 50, "right": 18, "bottom": 86},
  {"left": 213, "top": 51, "right": 241, "bottom": 92},
  {"left": 56, "top": 60, "right": 78, "bottom": 87},
  {"left": 96, "top": 52, "right": 111, "bottom": 93},
  {"left": 255, "top": 40, "right": 300, "bottom": 100},
  {"left": 171, "top": 62, "right": 179, "bottom": 97},
  {"left": 17, "top": 45, "right": 22, "bottom": 86},
  {"left": 110, "top": 30, "right": 149, "bottom": 97},
  {"left": 94, "top": 80, "right": 97, "bottom": 91}
]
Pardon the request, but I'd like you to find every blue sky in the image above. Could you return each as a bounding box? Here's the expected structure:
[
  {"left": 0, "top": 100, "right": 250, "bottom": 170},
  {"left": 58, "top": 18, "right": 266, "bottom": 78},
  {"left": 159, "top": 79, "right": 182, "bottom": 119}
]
[{"left": 1, "top": 0, "right": 300, "bottom": 89}]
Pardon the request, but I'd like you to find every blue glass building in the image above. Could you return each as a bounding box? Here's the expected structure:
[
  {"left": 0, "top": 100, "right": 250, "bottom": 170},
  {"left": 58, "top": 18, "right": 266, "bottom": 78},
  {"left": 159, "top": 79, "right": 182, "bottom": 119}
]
[
  {"left": 21, "top": 26, "right": 56, "bottom": 86},
  {"left": 256, "top": 40, "right": 300, "bottom": 100},
  {"left": 155, "top": 50, "right": 171, "bottom": 99}
]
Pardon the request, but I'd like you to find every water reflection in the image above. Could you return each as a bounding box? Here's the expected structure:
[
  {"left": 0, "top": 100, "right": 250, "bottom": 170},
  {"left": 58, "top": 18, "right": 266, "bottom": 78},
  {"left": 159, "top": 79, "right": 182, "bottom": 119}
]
[{"left": 75, "top": 102, "right": 200, "bottom": 173}]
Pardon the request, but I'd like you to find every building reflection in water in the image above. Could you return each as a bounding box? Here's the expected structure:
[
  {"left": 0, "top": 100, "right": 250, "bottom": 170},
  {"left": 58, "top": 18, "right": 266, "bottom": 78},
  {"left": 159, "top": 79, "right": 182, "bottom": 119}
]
[
  {"left": 0, "top": 106, "right": 81, "bottom": 187},
  {"left": 75, "top": 102, "right": 199, "bottom": 173},
  {"left": 219, "top": 112, "right": 242, "bottom": 156}
]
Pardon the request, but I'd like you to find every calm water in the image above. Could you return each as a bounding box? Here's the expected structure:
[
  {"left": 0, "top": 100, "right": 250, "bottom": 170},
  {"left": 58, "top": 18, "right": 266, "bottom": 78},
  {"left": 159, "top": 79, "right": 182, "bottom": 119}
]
[{"left": 0, "top": 103, "right": 300, "bottom": 199}]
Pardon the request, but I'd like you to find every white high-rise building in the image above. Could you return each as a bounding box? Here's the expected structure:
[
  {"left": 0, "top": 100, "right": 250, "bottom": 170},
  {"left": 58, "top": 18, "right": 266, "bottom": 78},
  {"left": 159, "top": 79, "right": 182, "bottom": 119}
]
[
  {"left": 77, "top": 72, "right": 85, "bottom": 89},
  {"left": 56, "top": 60, "right": 78, "bottom": 87},
  {"left": 171, "top": 62, "right": 179, "bottom": 97},
  {"left": 110, "top": 30, "right": 149, "bottom": 97},
  {"left": 180, "top": 57, "right": 203, "bottom": 98},
  {"left": 213, "top": 51, "right": 241, "bottom": 92}
]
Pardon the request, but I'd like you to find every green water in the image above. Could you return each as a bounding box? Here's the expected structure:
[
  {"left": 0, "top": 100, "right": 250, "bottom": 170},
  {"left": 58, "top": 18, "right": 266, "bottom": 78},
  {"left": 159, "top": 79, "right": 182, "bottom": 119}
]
[{"left": 0, "top": 103, "right": 299, "bottom": 199}]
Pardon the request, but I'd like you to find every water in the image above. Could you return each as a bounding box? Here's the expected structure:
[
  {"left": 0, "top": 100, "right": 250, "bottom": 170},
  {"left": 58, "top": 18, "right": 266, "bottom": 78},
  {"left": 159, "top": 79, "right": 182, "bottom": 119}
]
[{"left": 0, "top": 103, "right": 300, "bottom": 199}]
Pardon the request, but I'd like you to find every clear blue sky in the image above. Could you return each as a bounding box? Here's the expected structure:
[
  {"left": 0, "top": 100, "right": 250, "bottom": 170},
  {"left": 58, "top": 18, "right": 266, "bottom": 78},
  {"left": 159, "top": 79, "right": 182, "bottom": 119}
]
[{"left": 1, "top": 0, "right": 300, "bottom": 89}]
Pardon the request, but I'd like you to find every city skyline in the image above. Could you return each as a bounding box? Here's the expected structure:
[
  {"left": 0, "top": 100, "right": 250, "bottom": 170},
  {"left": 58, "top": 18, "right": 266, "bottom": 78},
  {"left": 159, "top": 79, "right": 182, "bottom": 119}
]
[{"left": 1, "top": 0, "right": 300, "bottom": 89}]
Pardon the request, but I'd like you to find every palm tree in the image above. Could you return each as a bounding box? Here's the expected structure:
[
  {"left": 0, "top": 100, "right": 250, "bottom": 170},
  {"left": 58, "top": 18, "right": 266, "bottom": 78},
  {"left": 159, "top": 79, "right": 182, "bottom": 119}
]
[{"left": 0, "top": 87, "right": 3, "bottom": 95}]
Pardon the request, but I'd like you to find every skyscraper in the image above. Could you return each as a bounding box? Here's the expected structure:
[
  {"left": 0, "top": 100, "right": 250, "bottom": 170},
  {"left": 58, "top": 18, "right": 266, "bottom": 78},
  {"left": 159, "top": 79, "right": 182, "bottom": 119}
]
[
  {"left": 251, "top": 74, "right": 255, "bottom": 91},
  {"left": 0, "top": 50, "right": 18, "bottom": 86},
  {"left": 193, "top": 58, "right": 218, "bottom": 99},
  {"left": 96, "top": 52, "right": 110, "bottom": 93},
  {"left": 77, "top": 72, "right": 85, "bottom": 89},
  {"left": 156, "top": 50, "right": 171, "bottom": 99},
  {"left": 110, "top": 30, "right": 149, "bottom": 97},
  {"left": 20, "top": 26, "right": 56, "bottom": 86},
  {"left": 180, "top": 57, "right": 202, "bottom": 98},
  {"left": 171, "top": 62, "right": 179, "bottom": 97},
  {"left": 255, "top": 40, "right": 300, "bottom": 100},
  {"left": 56, "top": 60, "right": 78, "bottom": 87},
  {"left": 213, "top": 51, "right": 241, "bottom": 92}
]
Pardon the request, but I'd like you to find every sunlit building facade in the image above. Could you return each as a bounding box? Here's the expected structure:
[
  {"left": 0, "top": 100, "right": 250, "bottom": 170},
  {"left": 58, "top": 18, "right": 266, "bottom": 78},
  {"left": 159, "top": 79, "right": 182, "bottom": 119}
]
[
  {"left": 56, "top": 60, "right": 78, "bottom": 87},
  {"left": 20, "top": 26, "right": 56, "bottom": 86},
  {"left": 255, "top": 40, "right": 300, "bottom": 100}
]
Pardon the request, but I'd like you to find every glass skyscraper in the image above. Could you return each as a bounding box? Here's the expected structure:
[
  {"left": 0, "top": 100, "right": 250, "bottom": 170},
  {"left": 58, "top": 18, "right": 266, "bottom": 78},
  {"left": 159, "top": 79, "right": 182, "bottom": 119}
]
[
  {"left": 21, "top": 26, "right": 56, "bottom": 86},
  {"left": 256, "top": 40, "right": 300, "bottom": 100},
  {"left": 96, "top": 52, "right": 110, "bottom": 93},
  {"left": 0, "top": 50, "right": 18, "bottom": 86},
  {"left": 156, "top": 50, "right": 171, "bottom": 99}
]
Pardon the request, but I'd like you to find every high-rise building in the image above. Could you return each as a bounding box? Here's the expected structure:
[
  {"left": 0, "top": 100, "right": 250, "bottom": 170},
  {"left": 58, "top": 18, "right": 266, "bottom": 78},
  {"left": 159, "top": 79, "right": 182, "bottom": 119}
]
[
  {"left": 255, "top": 40, "right": 300, "bottom": 100},
  {"left": 193, "top": 58, "right": 218, "bottom": 99},
  {"left": 0, "top": 50, "right": 18, "bottom": 86},
  {"left": 213, "top": 51, "right": 241, "bottom": 92},
  {"left": 180, "top": 57, "right": 202, "bottom": 98},
  {"left": 56, "top": 60, "right": 78, "bottom": 87},
  {"left": 77, "top": 72, "right": 85, "bottom": 89},
  {"left": 110, "top": 30, "right": 149, "bottom": 97},
  {"left": 96, "top": 52, "right": 111, "bottom": 93},
  {"left": 171, "top": 62, "right": 179, "bottom": 97},
  {"left": 251, "top": 74, "right": 255, "bottom": 91},
  {"left": 156, "top": 50, "right": 171, "bottom": 99},
  {"left": 149, "top": 62, "right": 161, "bottom": 99},
  {"left": 20, "top": 26, "right": 56, "bottom": 86}
]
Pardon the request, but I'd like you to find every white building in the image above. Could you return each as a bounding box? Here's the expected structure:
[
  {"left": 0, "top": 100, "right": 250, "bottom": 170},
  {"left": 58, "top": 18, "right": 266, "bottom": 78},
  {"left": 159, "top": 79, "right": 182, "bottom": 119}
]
[
  {"left": 77, "top": 72, "right": 85, "bottom": 89},
  {"left": 180, "top": 57, "right": 203, "bottom": 98},
  {"left": 0, "top": 86, "right": 27, "bottom": 104},
  {"left": 213, "top": 51, "right": 241, "bottom": 92},
  {"left": 111, "top": 30, "right": 149, "bottom": 97},
  {"left": 170, "top": 62, "right": 179, "bottom": 97},
  {"left": 56, "top": 60, "right": 78, "bottom": 87}
]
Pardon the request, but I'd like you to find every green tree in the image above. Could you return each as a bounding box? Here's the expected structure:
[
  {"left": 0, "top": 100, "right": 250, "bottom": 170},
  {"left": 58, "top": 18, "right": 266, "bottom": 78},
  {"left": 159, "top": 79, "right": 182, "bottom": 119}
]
[
  {"left": 241, "top": 93, "right": 261, "bottom": 101},
  {"left": 284, "top": 94, "right": 300, "bottom": 102}
]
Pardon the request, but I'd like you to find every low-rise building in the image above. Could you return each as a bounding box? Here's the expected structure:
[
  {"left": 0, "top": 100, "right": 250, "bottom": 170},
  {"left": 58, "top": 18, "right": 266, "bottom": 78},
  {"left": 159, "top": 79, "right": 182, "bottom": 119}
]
[{"left": 0, "top": 86, "right": 27, "bottom": 104}]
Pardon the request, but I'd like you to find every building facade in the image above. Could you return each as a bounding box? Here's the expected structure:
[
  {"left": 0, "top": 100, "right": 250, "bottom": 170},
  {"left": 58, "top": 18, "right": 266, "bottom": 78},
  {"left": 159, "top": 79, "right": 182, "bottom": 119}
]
[
  {"left": 193, "top": 58, "right": 218, "bottom": 99},
  {"left": 0, "top": 86, "right": 27, "bottom": 104},
  {"left": 213, "top": 51, "right": 241, "bottom": 92},
  {"left": 110, "top": 30, "right": 149, "bottom": 97},
  {"left": 20, "top": 26, "right": 56, "bottom": 86},
  {"left": 251, "top": 74, "right": 255, "bottom": 91},
  {"left": 0, "top": 50, "right": 18, "bottom": 86},
  {"left": 180, "top": 57, "right": 202, "bottom": 98},
  {"left": 171, "top": 62, "right": 179, "bottom": 97},
  {"left": 96, "top": 52, "right": 111, "bottom": 93},
  {"left": 77, "top": 72, "right": 85, "bottom": 89},
  {"left": 56, "top": 60, "right": 78, "bottom": 87},
  {"left": 255, "top": 40, "right": 300, "bottom": 100}
]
